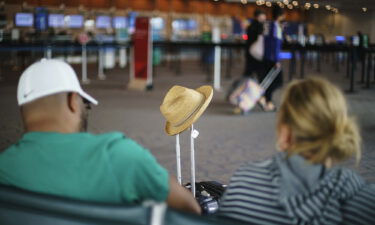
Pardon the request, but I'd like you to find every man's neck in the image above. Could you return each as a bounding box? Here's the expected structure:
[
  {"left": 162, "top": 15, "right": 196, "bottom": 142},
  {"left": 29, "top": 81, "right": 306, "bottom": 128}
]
[{"left": 25, "top": 119, "right": 77, "bottom": 133}]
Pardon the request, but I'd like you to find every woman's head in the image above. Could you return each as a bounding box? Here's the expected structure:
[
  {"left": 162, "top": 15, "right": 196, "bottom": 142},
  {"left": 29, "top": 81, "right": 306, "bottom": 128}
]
[
  {"left": 277, "top": 77, "right": 361, "bottom": 165},
  {"left": 272, "top": 5, "right": 284, "bottom": 21}
]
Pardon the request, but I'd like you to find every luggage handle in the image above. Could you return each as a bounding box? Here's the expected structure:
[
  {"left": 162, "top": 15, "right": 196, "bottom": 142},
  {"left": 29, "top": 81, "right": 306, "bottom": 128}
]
[
  {"left": 260, "top": 66, "right": 281, "bottom": 90},
  {"left": 175, "top": 125, "right": 197, "bottom": 197}
]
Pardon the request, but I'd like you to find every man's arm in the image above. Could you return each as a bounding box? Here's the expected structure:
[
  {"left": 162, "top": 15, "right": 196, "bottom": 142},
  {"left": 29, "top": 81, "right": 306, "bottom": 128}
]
[{"left": 166, "top": 176, "right": 201, "bottom": 214}]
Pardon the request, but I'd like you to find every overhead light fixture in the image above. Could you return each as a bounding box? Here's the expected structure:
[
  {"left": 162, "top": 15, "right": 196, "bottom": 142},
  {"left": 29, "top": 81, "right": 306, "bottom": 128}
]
[
  {"left": 292, "top": 1, "right": 298, "bottom": 6},
  {"left": 283, "top": 0, "right": 289, "bottom": 5},
  {"left": 287, "top": 4, "right": 293, "bottom": 9},
  {"left": 266, "top": 1, "right": 272, "bottom": 7},
  {"left": 313, "top": 3, "right": 319, "bottom": 9},
  {"left": 241, "top": 0, "right": 247, "bottom": 4},
  {"left": 362, "top": 7, "right": 368, "bottom": 12},
  {"left": 326, "top": 5, "right": 331, "bottom": 10}
]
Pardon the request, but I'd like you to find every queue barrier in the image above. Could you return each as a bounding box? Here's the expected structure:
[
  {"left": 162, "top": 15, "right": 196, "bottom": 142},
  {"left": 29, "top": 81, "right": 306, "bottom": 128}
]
[
  {"left": 0, "top": 41, "right": 373, "bottom": 93},
  {"left": 0, "top": 184, "right": 247, "bottom": 225}
]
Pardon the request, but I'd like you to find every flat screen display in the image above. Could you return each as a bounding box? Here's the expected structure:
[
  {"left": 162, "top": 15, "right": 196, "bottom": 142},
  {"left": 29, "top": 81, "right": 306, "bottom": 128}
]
[
  {"left": 48, "top": 14, "right": 65, "bottom": 28},
  {"left": 172, "top": 19, "right": 185, "bottom": 31},
  {"left": 186, "top": 19, "right": 198, "bottom": 30},
  {"left": 336, "top": 36, "right": 345, "bottom": 42},
  {"left": 151, "top": 17, "right": 164, "bottom": 30},
  {"left": 113, "top": 16, "right": 127, "bottom": 29},
  {"left": 96, "top": 15, "right": 111, "bottom": 29},
  {"left": 65, "top": 15, "right": 83, "bottom": 28},
  {"left": 15, "top": 13, "right": 34, "bottom": 27}
]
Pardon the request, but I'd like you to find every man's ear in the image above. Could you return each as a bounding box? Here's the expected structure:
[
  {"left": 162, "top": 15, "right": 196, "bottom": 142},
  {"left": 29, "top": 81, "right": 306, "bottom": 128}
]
[
  {"left": 67, "top": 93, "right": 81, "bottom": 114},
  {"left": 277, "top": 124, "right": 293, "bottom": 152}
]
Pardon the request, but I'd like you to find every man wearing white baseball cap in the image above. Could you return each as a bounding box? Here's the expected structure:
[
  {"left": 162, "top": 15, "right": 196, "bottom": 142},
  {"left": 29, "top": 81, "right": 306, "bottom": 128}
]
[{"left": 0, "top": 59, "right": 200, "bottom": 214}]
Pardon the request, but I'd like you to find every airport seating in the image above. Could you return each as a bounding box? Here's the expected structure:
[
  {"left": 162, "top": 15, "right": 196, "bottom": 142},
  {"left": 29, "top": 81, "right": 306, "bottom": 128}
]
[{"left": 0, "top": 184, "right": 246, "bottom": 225}]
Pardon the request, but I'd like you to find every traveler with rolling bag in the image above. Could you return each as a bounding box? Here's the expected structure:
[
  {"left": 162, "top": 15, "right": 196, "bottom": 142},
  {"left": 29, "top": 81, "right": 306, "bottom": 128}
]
[
  {"left": 259, "top": 5, "right": 285, "bottom": 111},
  {"left": 229, "top": 66, "right": 281, "bottom": 115},
  {"left": 160, "top": 85, "right": 226, "bottom": 215},
  {"left": 226, "top": 10, "right": 266, "bottom": 101}
]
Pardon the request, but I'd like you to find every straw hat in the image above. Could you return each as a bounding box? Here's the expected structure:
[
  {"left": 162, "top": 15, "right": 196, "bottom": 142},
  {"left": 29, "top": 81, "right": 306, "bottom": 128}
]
[{"left": 160, "top": 85, "right": 213, "bottom": 136}]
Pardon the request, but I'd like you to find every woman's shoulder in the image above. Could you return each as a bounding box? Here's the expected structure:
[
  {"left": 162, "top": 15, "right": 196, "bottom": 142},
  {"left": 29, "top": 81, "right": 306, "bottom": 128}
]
[{"left": 233, "top": 156, "right": 279, "bottom": 180}]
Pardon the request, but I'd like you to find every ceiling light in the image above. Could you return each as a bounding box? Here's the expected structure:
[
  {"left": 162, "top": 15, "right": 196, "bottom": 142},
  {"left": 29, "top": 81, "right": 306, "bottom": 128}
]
[
  {"left": 241, "top": 0, "right": 247, "bottom": 4},
  {"left": 287, "top": 4, "right": 293, "bottom": 9},
  {"left": 362, "top": 7, "right": 367, "bottom": 12},
  {"left": 292, "top": 1, "right": 298, "bottom": 6},
  {"left": 326, "top": 5, "right": 331, "bottom": 10},
  {"left": 283, "top": 0, "right": 289, "bottom": 5},
  {"left": 266, "top": 1, "right": 272, "bottom": 7}
]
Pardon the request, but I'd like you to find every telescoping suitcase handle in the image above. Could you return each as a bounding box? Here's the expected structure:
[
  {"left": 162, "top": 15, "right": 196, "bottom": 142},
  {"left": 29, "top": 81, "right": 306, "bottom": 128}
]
[{"left": 260, "top": 66, "right": 281, "bottom": 91}]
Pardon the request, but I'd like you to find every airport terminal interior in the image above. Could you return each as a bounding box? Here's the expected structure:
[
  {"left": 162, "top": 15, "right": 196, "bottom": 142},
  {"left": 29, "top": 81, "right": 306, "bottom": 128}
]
[{"left": 0, "top": 0, "right": 375, "bottom": 224}]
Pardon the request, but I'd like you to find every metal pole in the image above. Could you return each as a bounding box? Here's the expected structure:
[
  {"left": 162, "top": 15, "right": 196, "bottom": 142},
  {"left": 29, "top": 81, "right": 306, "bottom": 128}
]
[
  {"left": 300, "top": 49, "right": 305, "bottom": 78},
  {"left": 119, "top": 46, "right": 127, "bottom": 68},
  {"left": 98, "top": 46, "right": 106, "bottom": 80},
  {"left": 213, "top": 44, "right": 221, "bottom": 91},
  {"left": 346, "top": 51, "right": 350, "bottom": 78},
  {"left": 317, "top": 51, "right": 321, "bottom": 73},
  {"left": 175, "top": 134, "right": 182, "bottom": 185},
  {"left": 360, "top": 52, "right": 366, "bottom": 83},
  {"left": 190, "top": 125, "right": 196, "bottom": 197},
  {"left": 349, "top": 48, "right": 355, "bottom": 93},
  {"left": 82, "top": 44, "right": 89, "bottom": 84},
  {"left": 366, "top": 52, "right": 372, "bottom": 88},
  {"left": 46, "top": 46, "right": 52, "bottom": 59},
  {"left": 225, "top": 48, "right": 232, "bottom": 79}
]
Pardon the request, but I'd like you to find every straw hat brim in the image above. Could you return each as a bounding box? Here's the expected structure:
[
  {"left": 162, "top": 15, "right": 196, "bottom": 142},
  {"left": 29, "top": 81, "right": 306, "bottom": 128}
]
[{"left": 165, "top": 85, "right": 213, "bottom": 136}]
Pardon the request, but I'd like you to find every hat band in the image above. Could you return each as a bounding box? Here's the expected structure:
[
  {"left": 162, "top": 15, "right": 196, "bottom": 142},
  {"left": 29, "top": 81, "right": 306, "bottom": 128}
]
[{"left": 172, "top": 99, "right": 205, "bottom": 127}]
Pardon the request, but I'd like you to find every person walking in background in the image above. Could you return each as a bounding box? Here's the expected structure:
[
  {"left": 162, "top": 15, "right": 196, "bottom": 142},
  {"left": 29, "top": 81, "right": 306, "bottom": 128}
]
[
  {"left": 258, "top": 5, "right": 285, "bottom": 112},
  {"left": 243, "top": 9, "right": 266, "bottom": 78},
  {"left": 219, "top": 77, "right": 375, "bottom": 225}
]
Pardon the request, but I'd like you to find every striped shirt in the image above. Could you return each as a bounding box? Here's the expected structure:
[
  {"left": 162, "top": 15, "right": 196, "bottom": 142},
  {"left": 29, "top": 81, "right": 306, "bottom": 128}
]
[{"left": 219, "top": 154, "right": 375, "bottom": 225}]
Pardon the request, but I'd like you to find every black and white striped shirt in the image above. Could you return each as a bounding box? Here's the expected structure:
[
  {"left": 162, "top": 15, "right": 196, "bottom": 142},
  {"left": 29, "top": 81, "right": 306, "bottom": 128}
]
[{"left": 219, "top": 154, "right": 375, "bottom": 225}]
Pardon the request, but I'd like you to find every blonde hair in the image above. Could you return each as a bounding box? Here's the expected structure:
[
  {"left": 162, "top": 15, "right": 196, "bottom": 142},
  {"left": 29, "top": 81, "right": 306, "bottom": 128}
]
[{"left": 277, "top": 77, "right": 361, "bottom": 164}]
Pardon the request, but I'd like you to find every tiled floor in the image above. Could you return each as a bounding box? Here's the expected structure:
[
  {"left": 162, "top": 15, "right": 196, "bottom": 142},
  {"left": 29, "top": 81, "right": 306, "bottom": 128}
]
[{"left": 1, "top": 58, "right": 374, "bottom": 184}]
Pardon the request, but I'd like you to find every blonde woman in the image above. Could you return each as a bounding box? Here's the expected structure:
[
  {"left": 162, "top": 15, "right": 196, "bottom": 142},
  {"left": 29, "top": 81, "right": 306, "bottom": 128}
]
[{"left": 219, "top": 77, "right": 375, "bottom": 225}]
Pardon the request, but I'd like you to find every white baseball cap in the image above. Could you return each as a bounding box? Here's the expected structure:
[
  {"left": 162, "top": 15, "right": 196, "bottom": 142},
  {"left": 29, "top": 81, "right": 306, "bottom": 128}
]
[{"left": 17, "top": 59, "right": 98, "bottom": 106}]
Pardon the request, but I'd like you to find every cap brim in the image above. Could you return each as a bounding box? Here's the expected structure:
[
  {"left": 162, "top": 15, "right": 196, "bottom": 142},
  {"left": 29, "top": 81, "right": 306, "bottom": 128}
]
[
  {"left": 165, "top": 85, "right": 213, "bottom": 136},
  {"left": 79, "top": 91, "right": 98, "bottom": 105}
]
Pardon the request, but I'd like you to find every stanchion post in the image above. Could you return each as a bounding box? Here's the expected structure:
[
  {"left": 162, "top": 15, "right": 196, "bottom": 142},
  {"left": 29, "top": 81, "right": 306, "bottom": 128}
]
[
  {"left": 365, "top": 52, "right": 372, "bottom": 88},
  {"left": 225, "top": 48, "right": 232, "bottom": 79},
  {"left": 360, "top": 51, "right": 366, "bottom": 83},
  {"left": 317, "top": 51, "right": 321, "bottom": 73},
  {"left": 213, "top": 26, "right": 221, "bottom": 91},
  {"left": 346, "top": 50, "right": 351, "bottom": 78},
  {"left": 97, "top": 44, "right": 106, "bottom": 80},
  {"left": 119, "top": 46, "right": 127, "bottom": 68},
  {"left": 46, "top": 46, "right": 52, "bottom": 59},
  {"left": 349, "top": 48, "right": 355, "bottom": 93},
  {"left": 82, "top": 44, "right": 90, "bottom": 84},
  {"left": 300, "top": 49, "right": 305, "bottom": 78}
]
